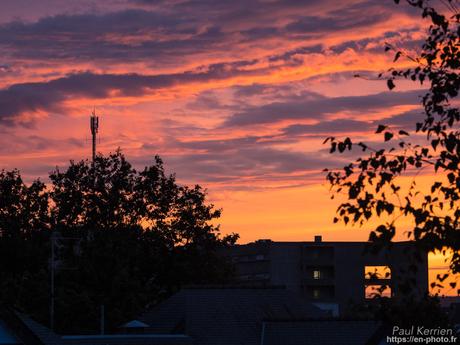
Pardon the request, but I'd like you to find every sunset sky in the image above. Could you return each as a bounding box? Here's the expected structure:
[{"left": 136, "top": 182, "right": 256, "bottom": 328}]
[{"left": 0, "top": 0, "right": 455, "bottom": 292}]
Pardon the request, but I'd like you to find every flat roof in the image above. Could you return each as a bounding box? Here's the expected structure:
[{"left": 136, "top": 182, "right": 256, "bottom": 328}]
[{"left": 237, "top": 240, "right": 417, "bottom": 245}]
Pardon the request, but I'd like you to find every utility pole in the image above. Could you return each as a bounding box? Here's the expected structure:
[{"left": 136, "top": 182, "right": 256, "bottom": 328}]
[
  {"left": 50, "top": 233, "right": 55, "bottom": 331},
  {"left": 49, "top": 233, "right": 80, "bottom": 331},
  {"left": 90, "top": 109, "right": 99, "bottom": 164},
  {"left": 100, "top": 304, "right": 105, "bottom": 335}
]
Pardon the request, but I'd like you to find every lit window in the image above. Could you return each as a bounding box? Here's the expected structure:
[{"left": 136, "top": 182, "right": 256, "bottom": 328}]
[
  {"left": 365, "top": 284, "right": 392, "bottom": 299},
  {"left": 313, "top": 289, "right": 320, "bottom": 299},
  {"left": 364, "top": 266, "right": 391, "bottom": 280},
  {"left": 313, "top": 270, "right": 321, "bottom": 280}
]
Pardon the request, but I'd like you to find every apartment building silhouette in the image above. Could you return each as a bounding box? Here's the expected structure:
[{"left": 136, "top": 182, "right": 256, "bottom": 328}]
[{"left": 221, "top": 236, "right": 428, "bottom": 314}]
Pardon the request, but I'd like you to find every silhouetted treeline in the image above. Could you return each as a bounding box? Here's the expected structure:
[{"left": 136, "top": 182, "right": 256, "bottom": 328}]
[{"left": 0, "top": 151, "right": 238, "bottom": 333}]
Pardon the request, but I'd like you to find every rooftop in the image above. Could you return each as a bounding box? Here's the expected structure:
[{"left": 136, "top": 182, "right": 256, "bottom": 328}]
[{"left": 140, "top": 287, "right": 330, "bottom": 345}]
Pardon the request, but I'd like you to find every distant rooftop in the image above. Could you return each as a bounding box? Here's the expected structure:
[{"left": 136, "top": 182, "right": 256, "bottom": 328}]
[
  {"left": 140, "top": 287, "right": 329, "bottom": 345},
  {"left": 243, "top": 236, "right": 418, "bottom": 245},
  {"left": 15, "top": 312, "right": 193, "bottom": 345},
  {"left": 119, "top": 320, "right": 149, "bottom": 329}
]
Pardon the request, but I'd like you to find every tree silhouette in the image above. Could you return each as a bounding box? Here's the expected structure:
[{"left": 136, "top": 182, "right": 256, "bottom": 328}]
[
  {"left": 321, "top": 1, "right": 460, "bottom": 329},
  {"left": 324, "top": 0, "right": 459, "bottom": 291},
  {"left": 0, "top": 151, "right": 238, "bottom": 333},
  {"left": 0, "top": 170, "right": 50, "bottom": 322}
]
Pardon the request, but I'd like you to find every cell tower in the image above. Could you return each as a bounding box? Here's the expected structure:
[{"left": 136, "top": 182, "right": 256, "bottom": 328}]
[{"left": 90, "top": 108, "right": 99, "bottom": 163}]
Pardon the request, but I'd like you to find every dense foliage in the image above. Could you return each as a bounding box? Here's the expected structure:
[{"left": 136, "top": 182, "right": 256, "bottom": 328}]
[{"left": 0, "top": 151, "right": 238, "bottom": 333}]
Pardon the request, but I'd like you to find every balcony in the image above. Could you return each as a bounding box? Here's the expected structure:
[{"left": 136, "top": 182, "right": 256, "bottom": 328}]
[
  {"left": 303, "top": 285, "right": 335, "bottom": 300},
  {"left": 302, "top": 246, "right": 334, "bottom": 264}
]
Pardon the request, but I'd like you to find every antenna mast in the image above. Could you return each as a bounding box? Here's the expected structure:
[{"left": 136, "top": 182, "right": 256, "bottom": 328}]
[{"left": 90, "top": 109, "right": 99, "bottom": 164}]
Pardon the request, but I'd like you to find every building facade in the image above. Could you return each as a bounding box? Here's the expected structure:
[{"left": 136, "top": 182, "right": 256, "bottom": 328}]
[{"left": 220, "top": 236, "right": 429, "bottom": 314}]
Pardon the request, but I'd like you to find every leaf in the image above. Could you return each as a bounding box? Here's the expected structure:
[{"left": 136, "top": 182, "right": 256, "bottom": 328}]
[
  {"left": 358, "top": 142, "right": 367, "bottom": 151},
  {"left": 393, "top": 51, "right": 402, "bottom": 62},
  {"left": 398, "top": 130, "right": 409, "bottom": 136},
  {"left": 384, "top": 132, "right": 394, "bottom": 142},
  {"left": 431, "top": 182, "right": 442, "bottom": 193},
  {"left": 329, "top": 142, "right": 337, "bottom": 153},
  {"left": 387, "top": 79, "right": 395, "bottom": 90},
  {"left": 445, "top": 135, "right": 456, "bottom": 152},
  {"left": 323, "top": 136, "right": 334, "bottom": 144},
  {"left": 376, "top": 125, "right": 387, "bottom": 134}
]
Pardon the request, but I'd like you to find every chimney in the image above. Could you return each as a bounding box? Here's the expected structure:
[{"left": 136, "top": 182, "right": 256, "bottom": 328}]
[{"left": 314, "top": 235, "right": 322, "bottom": 243}]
